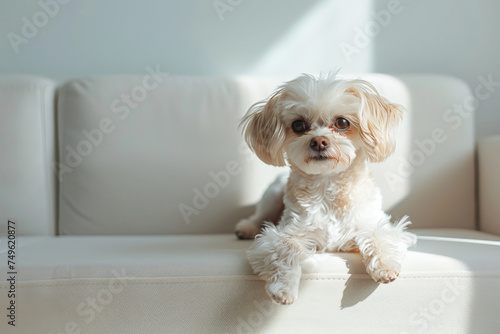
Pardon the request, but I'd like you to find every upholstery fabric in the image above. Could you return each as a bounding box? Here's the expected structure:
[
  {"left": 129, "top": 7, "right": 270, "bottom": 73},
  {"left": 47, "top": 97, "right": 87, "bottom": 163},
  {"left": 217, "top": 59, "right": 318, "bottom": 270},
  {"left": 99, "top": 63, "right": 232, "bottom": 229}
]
[
  {"left": 57, "top": 76, "right": 284, "bottom": 235},
  {"left": 0, "top": 229, "right": 499, "bottom": 333},
  {"left": 0, "top": 76, "right": 56, "bottom": 235},
  {"left": 56, "top": 74, "right": 475, "bottom": 235},
  {"left": 478, "top": 135, "right": 500, "bottom": 236}
]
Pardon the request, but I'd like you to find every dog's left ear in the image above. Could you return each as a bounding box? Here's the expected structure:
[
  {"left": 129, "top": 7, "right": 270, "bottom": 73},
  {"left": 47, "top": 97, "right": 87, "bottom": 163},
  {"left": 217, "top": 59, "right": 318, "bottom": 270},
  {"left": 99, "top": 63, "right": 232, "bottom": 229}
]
[{"left": 346, "top": 80, "right": 404, "bottom": 163}]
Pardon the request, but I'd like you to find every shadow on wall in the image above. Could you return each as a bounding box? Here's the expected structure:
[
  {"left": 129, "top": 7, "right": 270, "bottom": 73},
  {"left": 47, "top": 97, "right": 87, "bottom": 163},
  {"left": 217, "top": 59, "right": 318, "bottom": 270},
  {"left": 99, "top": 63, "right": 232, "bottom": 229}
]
[{"left": 1, "top": 0, "right": 325, "bottom": 79}]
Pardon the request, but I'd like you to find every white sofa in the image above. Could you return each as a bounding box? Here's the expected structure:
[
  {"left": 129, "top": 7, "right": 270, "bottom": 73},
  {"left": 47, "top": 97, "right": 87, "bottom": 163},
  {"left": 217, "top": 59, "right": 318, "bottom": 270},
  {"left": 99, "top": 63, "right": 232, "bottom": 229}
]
[{"left": 0, "top": 73, "right": 499, "bottom": 334}]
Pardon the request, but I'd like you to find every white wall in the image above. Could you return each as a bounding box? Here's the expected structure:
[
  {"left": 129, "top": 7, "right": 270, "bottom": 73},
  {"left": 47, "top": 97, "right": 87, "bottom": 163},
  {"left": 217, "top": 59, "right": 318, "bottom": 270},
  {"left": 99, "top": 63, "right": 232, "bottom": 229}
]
[
  {"left": 1, "top": 0, "right": 499, "bottom": 137},
  {"left": 372, "top": 0, "right": 500, "bottom": 139},
  {"left": 0, "top": 0, "right": 371, "bottom": 77}
]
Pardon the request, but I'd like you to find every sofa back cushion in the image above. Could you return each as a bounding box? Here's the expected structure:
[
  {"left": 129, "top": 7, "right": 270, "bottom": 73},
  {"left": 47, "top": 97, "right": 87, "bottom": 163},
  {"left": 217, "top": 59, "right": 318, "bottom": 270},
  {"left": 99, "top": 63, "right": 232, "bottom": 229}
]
[
  {"left": 56, "top": 74, "right": 475, "bottom": 235},
  {"left": 0, "top": 76, "right": 56, "bottom": 235}
]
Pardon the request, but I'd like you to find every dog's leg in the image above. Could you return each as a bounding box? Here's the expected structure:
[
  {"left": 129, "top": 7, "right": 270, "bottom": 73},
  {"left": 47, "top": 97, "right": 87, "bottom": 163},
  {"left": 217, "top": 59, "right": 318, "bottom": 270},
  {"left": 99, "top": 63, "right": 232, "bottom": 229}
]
[
  {"left": 355, "top": 215, "right": 416, "bottom": 283},
  {"left": 247, "top": 222, "right": 317, "bottom": 304},
  {"left": 235, "top": 173, "right": 287, "bottom": 239}
]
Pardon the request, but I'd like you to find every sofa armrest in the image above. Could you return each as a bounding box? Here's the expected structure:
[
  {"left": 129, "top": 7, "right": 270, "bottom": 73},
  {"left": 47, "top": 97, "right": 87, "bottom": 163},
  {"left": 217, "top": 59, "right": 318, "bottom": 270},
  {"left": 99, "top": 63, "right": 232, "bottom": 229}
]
[
  {"left": 478, "top": 135, "right": 500, "bottom": 236},
  {"left": 0, "top": 76, "right": 57, "bottom": 235}
]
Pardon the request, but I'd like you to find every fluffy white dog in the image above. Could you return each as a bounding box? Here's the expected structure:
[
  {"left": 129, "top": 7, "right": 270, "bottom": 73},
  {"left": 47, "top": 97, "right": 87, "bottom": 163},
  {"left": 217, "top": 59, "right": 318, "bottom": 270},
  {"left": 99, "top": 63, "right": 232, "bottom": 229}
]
[{"left": 235, "top": 73, "right": 416, "bottom": 305}]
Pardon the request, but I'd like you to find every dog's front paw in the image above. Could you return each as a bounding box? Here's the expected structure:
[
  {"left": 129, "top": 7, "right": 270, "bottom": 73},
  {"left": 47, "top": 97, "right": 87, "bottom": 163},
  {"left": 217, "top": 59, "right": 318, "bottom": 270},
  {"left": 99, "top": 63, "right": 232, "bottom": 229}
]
[
  {"left": 265, "top": 279, "right": 299, "bottom": 305},
  {"left": 235, "top": 218, "right": 262, "bottom": 240},
  {"left": 369, "top": 267, "right": 400, "bottom": 284},
  {"left": 365, "top": 258, "right": 401, "bottom": 284}
]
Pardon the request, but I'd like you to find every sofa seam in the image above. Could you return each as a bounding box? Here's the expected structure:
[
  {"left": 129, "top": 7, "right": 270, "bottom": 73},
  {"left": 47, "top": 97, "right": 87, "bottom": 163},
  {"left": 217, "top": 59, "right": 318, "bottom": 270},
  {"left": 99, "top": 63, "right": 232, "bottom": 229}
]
[{"left": 1, "top": 275, "right": 499, "bottom": 288}]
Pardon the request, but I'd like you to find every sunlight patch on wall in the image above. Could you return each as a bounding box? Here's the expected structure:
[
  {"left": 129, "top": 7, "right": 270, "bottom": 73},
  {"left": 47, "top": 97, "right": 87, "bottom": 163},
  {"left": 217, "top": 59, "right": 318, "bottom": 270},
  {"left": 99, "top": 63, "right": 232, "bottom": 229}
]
[{"left": 247, "top": 0, "right": 374, "bottom": 76}]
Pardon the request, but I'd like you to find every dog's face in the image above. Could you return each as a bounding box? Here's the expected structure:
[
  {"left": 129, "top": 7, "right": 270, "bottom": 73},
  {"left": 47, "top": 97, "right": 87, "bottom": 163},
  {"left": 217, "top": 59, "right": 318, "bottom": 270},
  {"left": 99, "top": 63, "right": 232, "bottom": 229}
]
[{"left": 241, "top": 74, "right": 403, "bottom": 175}]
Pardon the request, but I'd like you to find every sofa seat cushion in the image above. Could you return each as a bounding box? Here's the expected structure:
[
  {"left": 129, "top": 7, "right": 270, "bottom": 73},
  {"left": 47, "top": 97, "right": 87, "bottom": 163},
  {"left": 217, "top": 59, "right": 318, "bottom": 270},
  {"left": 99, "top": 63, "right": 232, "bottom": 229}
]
[{"left": 1, "top": 229, "right": 499, "bottom": 333}]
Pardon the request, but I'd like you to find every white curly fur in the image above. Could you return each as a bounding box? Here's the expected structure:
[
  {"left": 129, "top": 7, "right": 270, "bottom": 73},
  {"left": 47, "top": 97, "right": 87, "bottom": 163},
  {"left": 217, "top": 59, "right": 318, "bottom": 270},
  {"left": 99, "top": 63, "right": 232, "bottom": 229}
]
[{"left": 236, "top": 73, "right": 417, "bottom": 305}]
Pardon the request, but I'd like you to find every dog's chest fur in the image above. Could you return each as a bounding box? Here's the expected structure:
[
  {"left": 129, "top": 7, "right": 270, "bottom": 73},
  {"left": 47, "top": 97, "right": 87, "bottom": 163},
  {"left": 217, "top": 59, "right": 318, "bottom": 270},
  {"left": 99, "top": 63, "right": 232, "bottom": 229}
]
[
  {"left": 285, "top": 159, "right": 381, "bottom": 249},
  {"left": 286, "top": 173, "right": 360, "bottom": 222}
]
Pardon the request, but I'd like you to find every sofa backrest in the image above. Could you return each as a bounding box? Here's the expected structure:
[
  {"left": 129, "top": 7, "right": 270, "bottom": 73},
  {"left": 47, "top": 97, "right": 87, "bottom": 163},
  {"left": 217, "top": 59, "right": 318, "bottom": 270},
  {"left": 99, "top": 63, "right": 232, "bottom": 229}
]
[
  {"left": 54, "top": 74, "right": 475, "bottom": 235},
  {"left": 0, "top": 74, "right": 475, "bottom": 235},
  {"left": 56, "top": 76, "right": 284, "bottom": 235},
  {"left": 0, "top": 76, "right": 56, "bottom": 235}
]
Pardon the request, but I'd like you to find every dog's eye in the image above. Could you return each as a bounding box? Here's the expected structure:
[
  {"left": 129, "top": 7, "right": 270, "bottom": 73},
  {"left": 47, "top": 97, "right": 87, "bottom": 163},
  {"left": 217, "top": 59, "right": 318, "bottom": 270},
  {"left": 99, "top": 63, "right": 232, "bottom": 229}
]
[
  {"left": 292, "top": 120, "right": 307, "bottom": 133},
  {"left": 334, "top": 117, "right": 350, "bottom": 131}
]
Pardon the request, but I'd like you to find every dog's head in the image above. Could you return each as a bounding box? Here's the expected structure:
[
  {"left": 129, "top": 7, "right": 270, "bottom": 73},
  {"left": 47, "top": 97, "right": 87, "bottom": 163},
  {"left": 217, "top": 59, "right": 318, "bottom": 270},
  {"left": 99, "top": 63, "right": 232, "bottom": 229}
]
[{"left": 240, "top": 73, "right": 403, "bottom": 175}]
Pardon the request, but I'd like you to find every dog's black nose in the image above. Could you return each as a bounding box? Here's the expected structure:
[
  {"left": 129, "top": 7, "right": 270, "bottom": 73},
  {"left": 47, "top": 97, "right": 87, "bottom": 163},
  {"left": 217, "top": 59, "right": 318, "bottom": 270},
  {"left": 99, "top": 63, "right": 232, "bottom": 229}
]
[{"left": 310, "top": 136, "right": 329, "bottom": 151}]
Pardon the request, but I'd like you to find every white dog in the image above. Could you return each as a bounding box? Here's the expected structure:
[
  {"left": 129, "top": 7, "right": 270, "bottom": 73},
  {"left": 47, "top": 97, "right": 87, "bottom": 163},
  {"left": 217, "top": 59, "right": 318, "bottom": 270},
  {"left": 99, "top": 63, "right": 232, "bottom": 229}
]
[{"left": 235, "top": 73, "right": 416, "bottom": 305}]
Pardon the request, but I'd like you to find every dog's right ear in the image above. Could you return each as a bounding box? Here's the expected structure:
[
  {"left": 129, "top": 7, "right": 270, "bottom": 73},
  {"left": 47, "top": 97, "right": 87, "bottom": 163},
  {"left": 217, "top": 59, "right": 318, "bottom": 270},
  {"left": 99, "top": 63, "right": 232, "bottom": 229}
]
[{"left": 239, "top": 89, "right": 287, "bottom": 167}]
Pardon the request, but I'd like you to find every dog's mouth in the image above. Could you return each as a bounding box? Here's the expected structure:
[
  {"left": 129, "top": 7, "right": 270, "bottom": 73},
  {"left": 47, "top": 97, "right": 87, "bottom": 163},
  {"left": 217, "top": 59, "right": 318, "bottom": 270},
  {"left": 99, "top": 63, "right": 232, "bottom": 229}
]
[{"left": 306, "top": 154, "right": 335, "bottom": 163}]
